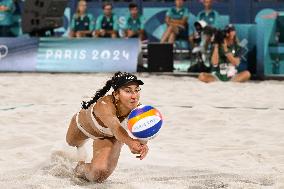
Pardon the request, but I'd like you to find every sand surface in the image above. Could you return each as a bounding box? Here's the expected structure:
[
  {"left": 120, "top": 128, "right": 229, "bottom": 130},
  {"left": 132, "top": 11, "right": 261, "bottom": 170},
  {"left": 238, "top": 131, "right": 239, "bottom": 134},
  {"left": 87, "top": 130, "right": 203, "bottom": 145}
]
[{"left": 0, "top": 73, "right": 284, "bottom": 189}]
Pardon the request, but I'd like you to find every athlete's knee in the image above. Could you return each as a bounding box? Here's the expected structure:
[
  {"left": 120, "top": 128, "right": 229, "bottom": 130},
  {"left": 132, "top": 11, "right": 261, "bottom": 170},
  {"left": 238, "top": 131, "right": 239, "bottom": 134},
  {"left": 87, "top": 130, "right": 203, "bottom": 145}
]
[
  {"left": 96, "top": 168, "right": 110, "bottom": 182},
  {"left": 88, "top": 167, "right": 111, "bottom": 183}
]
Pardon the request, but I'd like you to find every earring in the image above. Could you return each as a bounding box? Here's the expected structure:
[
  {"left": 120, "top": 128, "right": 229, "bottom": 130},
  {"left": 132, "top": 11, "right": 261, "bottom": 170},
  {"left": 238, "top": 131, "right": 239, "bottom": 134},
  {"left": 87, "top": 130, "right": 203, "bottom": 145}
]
[{"left": 115, "top": 98, "right": 119, "bottom": 106}]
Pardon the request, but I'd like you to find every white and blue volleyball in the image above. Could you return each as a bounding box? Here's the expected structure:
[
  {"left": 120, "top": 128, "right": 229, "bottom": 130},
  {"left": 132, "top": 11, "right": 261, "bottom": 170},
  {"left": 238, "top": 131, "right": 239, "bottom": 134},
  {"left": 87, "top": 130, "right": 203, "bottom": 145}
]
[{"left": 127, "top": 105, "right": 163, "bottom": 141}]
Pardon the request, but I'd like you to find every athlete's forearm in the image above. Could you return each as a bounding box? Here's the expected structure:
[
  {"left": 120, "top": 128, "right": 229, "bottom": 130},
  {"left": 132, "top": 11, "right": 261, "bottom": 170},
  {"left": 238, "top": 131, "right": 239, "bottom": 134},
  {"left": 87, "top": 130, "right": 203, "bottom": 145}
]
[{"left": 112, "top": 126, "right": 132, "bottom": 146}]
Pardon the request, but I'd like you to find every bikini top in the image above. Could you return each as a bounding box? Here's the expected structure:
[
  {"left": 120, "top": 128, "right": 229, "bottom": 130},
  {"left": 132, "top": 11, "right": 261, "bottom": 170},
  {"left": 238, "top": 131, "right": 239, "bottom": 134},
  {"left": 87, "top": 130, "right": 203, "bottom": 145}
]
[{"left": 90, "top": 103, "right": 128, "bottom": 137}]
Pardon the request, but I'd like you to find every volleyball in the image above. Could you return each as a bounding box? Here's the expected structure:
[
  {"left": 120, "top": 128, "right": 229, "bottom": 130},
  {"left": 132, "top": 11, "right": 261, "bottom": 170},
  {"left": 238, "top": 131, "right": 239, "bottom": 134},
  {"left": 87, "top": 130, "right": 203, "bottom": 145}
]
[{"left": 127, "top": 105, "right": 163, "bottom": 141}]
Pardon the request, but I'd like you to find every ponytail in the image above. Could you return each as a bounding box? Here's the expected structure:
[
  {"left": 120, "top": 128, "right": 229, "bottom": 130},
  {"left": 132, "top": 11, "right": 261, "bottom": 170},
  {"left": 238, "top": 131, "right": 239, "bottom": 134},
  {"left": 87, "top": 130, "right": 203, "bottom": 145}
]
[{"left": 81, "top": 72, "right": 122, "bottom": 109}]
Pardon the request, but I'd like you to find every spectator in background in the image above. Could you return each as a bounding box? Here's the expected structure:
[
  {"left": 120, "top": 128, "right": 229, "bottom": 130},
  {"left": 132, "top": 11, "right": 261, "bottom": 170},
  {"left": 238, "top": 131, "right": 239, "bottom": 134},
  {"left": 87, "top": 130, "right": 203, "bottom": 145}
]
[
  {"left": 0, "top": 0, "right": 15, "bottom": 37},
  {"left": 197, "top": 0, "right": 219, "bottom": 27},
  {"left": 160, "top": 0, "right": 189, "bottom": 44},
  {"left": 124, "top": 3, "right": 145, "bottom": 40},
  {"left": 69, "top": 0, "right": 94, "bottom": 38},
  {"left": 189, "top": 0, "right": 218, "bottom": 48},
  {"left": 198, "top": 24, "right": 251, "bottom": 83},
  {"left": 94, "top": 2, "right": 118, "bottom": 38}
]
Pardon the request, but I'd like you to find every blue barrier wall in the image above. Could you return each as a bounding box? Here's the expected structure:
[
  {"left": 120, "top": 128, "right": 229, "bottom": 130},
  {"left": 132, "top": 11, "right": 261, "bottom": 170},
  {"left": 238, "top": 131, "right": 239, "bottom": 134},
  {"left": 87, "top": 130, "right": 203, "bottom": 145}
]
[
  {"left": 234, "top": 24, "right": 256, "bottom": 72},
  {"left": 256, "top": 9, "right": 284, "bottom": 78},
  {"left": 0, "top": 37, "right": 140, "bottom": 73},
  {"left": 0, "top": 37, "right": 38, "bottom": 71}
]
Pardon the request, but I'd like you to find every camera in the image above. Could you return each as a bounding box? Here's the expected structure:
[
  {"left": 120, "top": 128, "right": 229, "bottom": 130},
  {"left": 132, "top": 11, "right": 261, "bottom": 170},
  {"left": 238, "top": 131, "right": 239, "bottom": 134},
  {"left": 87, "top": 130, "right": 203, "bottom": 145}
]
[
  {"left": 188, "top": 20, "right": 213, "bottom": 73},
  {"left": 192, "top": 20, "right": 208, "bottom": 45},
  {"left": 194, "top": 20, "right": 207, "bottom": 33},
  {"left": 192, "top": 32, "right": 202, "bottom": 45},
  {"left": 201, "top": 24, "right": 236, "bottom": 45},
  {"left": 213, "top": 24, "right": 236, "bottom": 44},
  {"left": 199, "top": 25, "right": 226, "bottom": 44},
  {"left": 213, "top": 29, "right": 226, "bottom": 44}
]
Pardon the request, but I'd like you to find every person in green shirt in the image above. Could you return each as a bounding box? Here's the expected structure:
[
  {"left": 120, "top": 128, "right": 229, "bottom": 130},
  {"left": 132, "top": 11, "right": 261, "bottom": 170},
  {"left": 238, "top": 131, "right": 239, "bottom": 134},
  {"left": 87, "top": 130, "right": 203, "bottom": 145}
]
[
  {"left": 124, "top": 3, "right": 145, "bottom": 41},
  {"left": 161, "top": 0, "right": 189, "bottom": 43},
  {"left": 197, "top": 0, "right": 219, "bottom": 27},
  {"left": 69, "top": 0, "right": 95, "bottom": 38},
  {"left": 198, "top": 24, "right": 251, "bottom": 82},
  {"left": 94, "top": 2, "right": 118, "bottom": 38},
  {"left": 189, "top": 0, "right": 219, "bottom": 48},
  {"left": 0, "top": 0, "right": 15, "bottom": 37}
]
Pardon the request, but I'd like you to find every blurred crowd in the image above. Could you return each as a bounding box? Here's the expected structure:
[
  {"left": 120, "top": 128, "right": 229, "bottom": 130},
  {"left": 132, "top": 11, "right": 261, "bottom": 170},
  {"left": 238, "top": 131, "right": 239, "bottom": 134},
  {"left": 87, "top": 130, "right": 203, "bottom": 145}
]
[
  {"left": 69, "top": 1, "right": 145, "bottom": 40},
  {"left": 0, "top": 0, "right": 251, "bottom": 82},
  {"left": 68, "top": 0, "right": 250, "bottom": 82},
  {"left": 0, "top": 0, "right": 15, "bottom": 36}
]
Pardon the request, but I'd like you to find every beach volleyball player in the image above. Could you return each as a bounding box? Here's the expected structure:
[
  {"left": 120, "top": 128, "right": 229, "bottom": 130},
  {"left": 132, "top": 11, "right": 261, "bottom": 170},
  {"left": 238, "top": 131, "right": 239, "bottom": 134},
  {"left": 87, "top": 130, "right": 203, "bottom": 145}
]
[{"left": 66, "top": 72, "right": 149, "bottom": 182}]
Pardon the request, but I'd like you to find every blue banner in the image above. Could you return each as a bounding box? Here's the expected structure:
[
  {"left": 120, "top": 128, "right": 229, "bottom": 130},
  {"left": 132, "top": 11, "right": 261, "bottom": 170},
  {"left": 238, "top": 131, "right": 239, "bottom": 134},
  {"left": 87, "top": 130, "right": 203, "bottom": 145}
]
[
  {"left": 0, "top": 37, "right": 38, "bottom": 71},
  {"left": 37, "top": 38, "right": 140, "bottom": 72},
  {"left": 0, "top": 37, "right": 140, "bottom": 72}
]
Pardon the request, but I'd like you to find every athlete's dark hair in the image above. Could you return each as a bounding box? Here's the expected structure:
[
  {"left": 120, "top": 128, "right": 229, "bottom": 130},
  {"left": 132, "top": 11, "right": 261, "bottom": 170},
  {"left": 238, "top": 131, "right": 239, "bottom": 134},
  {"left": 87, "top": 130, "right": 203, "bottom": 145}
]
[
  {"left": 81, "top": 72, "right": 119, "bottom": 109},
  {"left": 81, "top": 71, "right": 143, "bottom": 109}
]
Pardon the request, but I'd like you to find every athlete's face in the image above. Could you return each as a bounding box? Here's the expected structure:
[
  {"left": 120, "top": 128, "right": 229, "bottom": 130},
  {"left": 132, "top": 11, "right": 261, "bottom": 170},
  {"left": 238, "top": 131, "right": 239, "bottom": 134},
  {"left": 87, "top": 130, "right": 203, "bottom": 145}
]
[
  {"left": 130, "top": 7, "right": 138, "bottom": 17},
  {"left": 175, "top": 0, "right": 184, "bottom": 8},
  {"left": 117, "top": 83, "right": 141, "bottom": 110},
  {"left": 78, "top": 1, "right": 87, "bottom": 14},
  {"left": 203, "top": 0, "right": 212, "bottom": 9},
  {"left": 103, "top": 5, "right": 112, "bottom": 16}
]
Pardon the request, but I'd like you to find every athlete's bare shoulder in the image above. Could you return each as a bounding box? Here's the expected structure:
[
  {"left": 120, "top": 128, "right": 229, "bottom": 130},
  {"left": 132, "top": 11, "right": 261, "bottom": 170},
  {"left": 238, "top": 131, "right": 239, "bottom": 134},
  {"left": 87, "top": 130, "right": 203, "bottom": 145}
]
[
  {"left": 96, "top": 95, "right": 115, "bottom": 106},
  {"left": 94, "top": 95, "right": 116, "bottom": 116}
]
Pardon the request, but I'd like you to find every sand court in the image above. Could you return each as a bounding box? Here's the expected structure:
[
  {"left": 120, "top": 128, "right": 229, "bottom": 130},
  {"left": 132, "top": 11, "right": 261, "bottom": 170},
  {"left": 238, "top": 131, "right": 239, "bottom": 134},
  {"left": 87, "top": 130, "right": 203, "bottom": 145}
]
[{"left": 0, "top": 73, "right": 284, "bottom": 188}]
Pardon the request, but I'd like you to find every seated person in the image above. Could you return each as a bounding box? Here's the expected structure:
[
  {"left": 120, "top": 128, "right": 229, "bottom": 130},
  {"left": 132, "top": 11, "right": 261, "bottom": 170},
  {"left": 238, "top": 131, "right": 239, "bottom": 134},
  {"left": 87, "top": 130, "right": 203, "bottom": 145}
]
[
  {"left": 161, "top": 0, "right": 189, "bottom": 44},
  {"left": 94, "top": 2, "right": 118, "bottom": 38},
  {"left": 0, "top": 0, "right": 15, "bottom": 37},
  {"left": 69, "top": 0, "right": 94, "bottom": 38},
  {"left": 189, "top": 0, "right": 219, "bottom": 49},
  {"left": 124, "top": 3, "right": 145, "bottom": 41},
  {"left": 197, "top": 0, "right": 219, "bottom": 27},
  {"left": 198, "top": 24, "right": 251, "bottom": 83}
]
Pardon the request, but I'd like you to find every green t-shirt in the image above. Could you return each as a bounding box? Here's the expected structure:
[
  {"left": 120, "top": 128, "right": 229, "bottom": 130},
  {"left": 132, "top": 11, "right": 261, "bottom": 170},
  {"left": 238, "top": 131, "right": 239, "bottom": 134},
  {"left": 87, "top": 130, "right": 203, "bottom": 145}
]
[
  {"left": 197, "top": 10, "right": 219, "bottom": 27},
  {"left": 211, "top": 41, "right": 241, "bottom": 81},
  {"left": 125, "top": 14, "right": 144, "bottom": 32},
  {"left": 71, "top": 14, "right": 95, "bottom": 31},
  {"left": 166, "top": 7, "right": 189, "bottom": 20},
  {"left": 0, "top": 0, "right": 15, "bottom": 26},
  {"left": 96, "top": 13, "right": 118, "bottom": 31}
]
